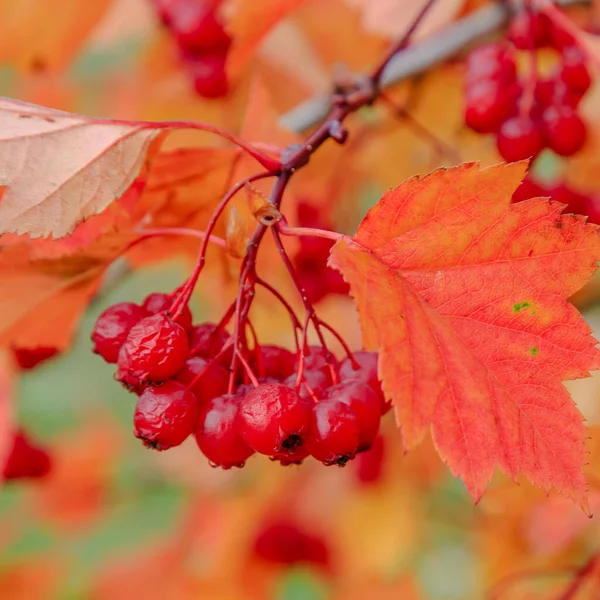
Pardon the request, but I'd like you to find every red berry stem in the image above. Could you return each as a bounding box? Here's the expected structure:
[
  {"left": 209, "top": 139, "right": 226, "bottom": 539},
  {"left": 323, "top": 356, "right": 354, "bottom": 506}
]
[
  {"left": 271, "top": 227, "right": 338, "bottom": 385},
  {"left": 317, "top": 320, "right": 356, "bottom": 366},
  {"left": 235, "top": 347, "right": 260, "bottom": 388},
  {"left": 171, "top": 171, "right": 276, "bottom": 319},
  {"left": 255, "top": 277, "right": 302, "bottom": 351},
  {"left": 277, "top": 222, "right": 343, "bottom": 243},
  {"left": 124, "top": 118, "right": 282, "bottom": 172}
]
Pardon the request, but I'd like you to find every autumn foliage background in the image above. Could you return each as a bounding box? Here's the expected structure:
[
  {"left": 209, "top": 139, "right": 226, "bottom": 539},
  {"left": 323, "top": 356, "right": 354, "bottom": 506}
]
[{"left": 4, "top": 0, "right": 600, "bottom": 599}]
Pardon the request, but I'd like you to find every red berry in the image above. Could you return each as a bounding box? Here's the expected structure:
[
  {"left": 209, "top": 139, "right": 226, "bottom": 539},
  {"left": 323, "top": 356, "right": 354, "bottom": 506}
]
[
  {"left": 169, "top": 0, "right": 231, "bottom": 54},
  {"left": 323, "top": 379, "right": 381, "bottom": 452},
  {"left": 253, "top": 520, "right": 329, "bottom": 567},
  {"left": 195, "top": 393, "right": 254, "bottom": 468},
  {"left": 91, "top": 302, "right": 144, "bottom": 363},
  {"left": 184, "top": 52, "right": 229, "bottom": 99},
  {"left": 464, "top": 81, "right": 517, "bottom": 134},
  {"left": 142, "top": 292, "right": 193, "bottom": 330},
  {"left": 541, "top": 106, "right": 587, "bottom": 156},
  {"left": 117, "top": 314, "right": 189, "bottom": 385},
  {"left": 236, "top": 383, "right": 311, "bottom": 456},
  {"left": 507, "top": 11, "right": 551, "bottom": 49},
  {"left": 465, "top": 42, "right": 517, "bottom": 85},
  {"left": 284, "top": 369, "right": 331, "bottom": 402},
  {"left": 252, "top": 345, "right": 296, "bottom": 380},
  {"left": 496, "top": 115, "right": 544, "bottom": 162},
  {"left": 306, "top": 399, "right": 360, "bottom": 466},
  {"left": 560, "top": 46, "right": 591, "bottom": 93},
  {"left": 355, "top": 434, "right": 386, "bottom": 485},
  {"left": 3, "top": 430, "right": 52, "bottom": 480},
  {"left": 133, "top": 380, "right": 198, "bottom": 450},
  {"left": 12, "top": 346, "right": 59, "bottom": 370},
  {"left": 301, "top": 346, "right": 339, "bottom": 377},
  {"left": 175, "top": 356, "right": 229, "bottom": 404},
  {"left": 583, "top": 195, "right": 600, "bottom": 224},
  {"left": 550, "top": 183, "right": 590, "bottom": 215},
  {"left": 339, "top": 351, "right": 387, "bottom": 409},
  {"left": 534, "top": 77, "right": 584, "bottom": 111},
  {"left": 189, "top": 322, "right": 230, "bottom": 358},
  {"left": 549, "top": 21, "right": 577, "bottom": 50},
  {"left": 511, "top": 177, "right": 549, "bottom": 203}
]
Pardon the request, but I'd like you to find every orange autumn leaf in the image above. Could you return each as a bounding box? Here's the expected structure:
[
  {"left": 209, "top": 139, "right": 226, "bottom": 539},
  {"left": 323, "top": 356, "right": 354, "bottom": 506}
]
[
  {"left": 0, "top": 98, "right": 279, "bottom": 239},
  {"left": 0, "top": 0, "right": 112, "bottom": 72},
  {"left": 329, "top": 162, "right": 600, "bottom": 505}
]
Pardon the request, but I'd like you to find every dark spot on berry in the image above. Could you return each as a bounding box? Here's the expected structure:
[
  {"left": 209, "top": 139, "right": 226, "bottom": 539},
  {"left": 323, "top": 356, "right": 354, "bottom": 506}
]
[{"left": 280, "top": 434, "right": 302, "bottom": 452}]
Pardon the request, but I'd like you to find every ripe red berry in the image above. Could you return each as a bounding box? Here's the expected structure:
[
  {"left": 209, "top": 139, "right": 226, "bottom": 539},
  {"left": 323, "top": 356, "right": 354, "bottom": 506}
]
[
  {"left": 323, "top": 379, "right": 381, "bottom": 452},
  {"left": 12, "top": 346, "right": 59, "bottom": 370},
  {"left": 284, "top": 369, "right": 331, "bottom": 402},
  {"left": 354, "top": 434, "right": 386, "bottom": 485},
  {"left": 175, "top": 356, "right": 229, "bottom": 404},
  {"left": 195, "top": 393, "right": 254, "bottom": 468},
  {"left": 339, "top": 351, "right": 387, "bottom": 411},
  {"left": 168, "top": 0, "right": 231, "bottom": 54},
  {"left": 583, "top": 195, "right": 600, "bottom": 224},
  {"left": 236, "top": 383, "right": 311, "bottom": 456},
  {"left": 91, "top": 302, "right": 144, "bottom": 363},
  {"left": 507, "top": 11, "right": 551, "bottom": 49},
  {"left": 252, "top": 345, "right": 296, "bottom": 381},
  {"left": 511, "top": 177, "right": 549, "bottom": 203},
  {"left": 560, "top": 46, "right": 591, "bottom": 93},
  {"left": 3, "top": 430, "right": 52, "bottom": 480},
  {"left": 184, "top": 52, "right": 229, "bottom": 99},
  {"left": 117, "top": 313, "right": 189, "bottom": 385},
  {"left": 189, "top": 322, "right": 230, "bottom": 358},
  {"left": 253, "top": 520, "right": 330, "bottom": 567},
  {"left": 301, "top": 346, "right": 339, "bottom": 377},
  {"left": 464, "top": 81, "right": 517, "bottom": 134},
  {"left": 541, "top": 106, "right": 587, "bottom": 156},
  {"left": 306, "top": 399, "right": 360, "bottom": 466},
  {"left": 534, "top": 77, "right": 584, "bottom": 111},
  {"left": 496, "top": 115, "right": 544, "bottom": 162},
  {"left": 550, "top": 183, "right": 591, "bottom": 215},
  {"left": 142, "top": 292, "right": 193, "bottom": 330},
  {"left": 465, "top": 42, "right": 517, "bottom": 85},
  {"left": 133, "top": 380, "right": 198, "bottom": 450}
]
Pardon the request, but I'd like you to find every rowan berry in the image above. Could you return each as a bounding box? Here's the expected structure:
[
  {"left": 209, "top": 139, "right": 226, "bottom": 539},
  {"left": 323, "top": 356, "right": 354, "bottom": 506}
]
[
  {"left": 117, "top": 314, "right": 189, "bottom": 385},
  {"left": 195, "top": 393, "right": 254, "bottom": 468},
  {"left": 175, "top": 356, "right": 229, "bottom": 404},
  {"left": 541, "top": 105, "right": 587, "bottom": 156},
  {"left": 496, "top": 115, "right": 544, "bottom": 162},
  {"left": 91, "top": 302, "right": 144, "bottom": 364},
  {"left": 133, "top": 380, "right": 198, "bottom": 450},
  {"left": 236, "top": 383, "right": 311, "bottom": 456},
  {"left": 2, "top": 430, "right": 52, "bottom": 480},
  {"left": 323, "top": 379, "right": 382, "bottom": 451},
  {"left": 305, "top": 399, "right": 360, "bottom": 466}
]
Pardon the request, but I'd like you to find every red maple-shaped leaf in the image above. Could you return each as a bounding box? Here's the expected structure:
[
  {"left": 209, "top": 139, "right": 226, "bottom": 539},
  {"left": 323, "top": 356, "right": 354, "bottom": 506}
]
[{"left": 329, "top": 162, "right": 600, "bottom": 506}]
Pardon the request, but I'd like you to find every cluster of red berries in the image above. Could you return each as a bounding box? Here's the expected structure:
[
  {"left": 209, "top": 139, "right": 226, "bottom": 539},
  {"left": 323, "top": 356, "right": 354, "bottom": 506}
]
[
  {"left": 293, "top": 202, "right": 349, "bottom": 304},
  {"left": 3, "top": 429, "right": 52, "bottom": 481},
  {"left": 151, "top": 0, "right": 231, "bottom": 98},
  {"left": 465, "top": 10, "right": 591, "bottom": 162},
  {"left": 91, "top": 290, "right": 390, "bottom": 469}
]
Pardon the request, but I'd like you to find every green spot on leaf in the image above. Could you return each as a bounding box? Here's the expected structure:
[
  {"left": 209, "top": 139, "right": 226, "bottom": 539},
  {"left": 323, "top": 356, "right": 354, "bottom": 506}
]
[
  {"left": 531, "top": 347, "right": 538, "bottom": 356},
  {"left": 513, "top": 302, "right": 530, "bottom": 313}
]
